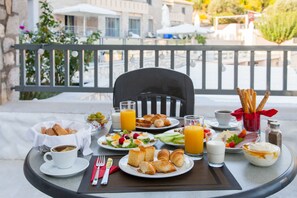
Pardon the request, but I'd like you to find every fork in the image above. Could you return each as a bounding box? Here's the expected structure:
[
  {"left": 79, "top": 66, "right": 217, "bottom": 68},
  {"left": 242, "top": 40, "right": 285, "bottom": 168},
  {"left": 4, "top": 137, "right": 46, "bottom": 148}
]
[{"left": 92, "top": 155, "right": 105, "bottom": 186}]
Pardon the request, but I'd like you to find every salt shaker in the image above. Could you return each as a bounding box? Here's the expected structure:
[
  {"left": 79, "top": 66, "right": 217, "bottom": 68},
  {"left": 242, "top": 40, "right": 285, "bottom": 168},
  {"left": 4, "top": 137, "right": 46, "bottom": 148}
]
[
  {"left": 268, "top": 122, "right": 282, "bottom": 149},
  {"left": 265, "top": 119, "right": 277, "bottom": 142}
]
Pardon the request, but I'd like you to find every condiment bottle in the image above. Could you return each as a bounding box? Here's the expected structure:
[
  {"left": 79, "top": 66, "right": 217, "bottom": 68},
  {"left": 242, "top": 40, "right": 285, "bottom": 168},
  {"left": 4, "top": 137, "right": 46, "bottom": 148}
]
[
  {"left": 265, "top": 119, "right": 277, "bottom": 142},
  {"left": 268, "top": 122, "right": 282, "bottom": 149}
]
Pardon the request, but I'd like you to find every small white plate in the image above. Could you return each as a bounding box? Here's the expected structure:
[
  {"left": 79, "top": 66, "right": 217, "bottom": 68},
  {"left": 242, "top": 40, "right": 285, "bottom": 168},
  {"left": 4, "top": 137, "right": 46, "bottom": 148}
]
[
  {"left": 205, "top": 120, "right": 239, "bottom": 130},
  {"left": 40, "top": 158, "right": 89, "bottom": 178},
  {"left": 119, "top": 150, "right": 194, "bottom": 178},
  {"left": 136, "top": 117, "right": 180, "bottom": 130},
  {"left": 156, "top": 127, "right": 216, "bottom": 147},
  {"left": 97, "top": 132, "right": 157, "bottom": 151}
]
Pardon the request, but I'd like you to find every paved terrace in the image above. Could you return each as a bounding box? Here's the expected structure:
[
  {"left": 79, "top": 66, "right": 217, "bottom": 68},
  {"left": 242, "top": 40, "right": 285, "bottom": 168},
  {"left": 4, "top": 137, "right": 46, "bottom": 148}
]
[{"left": 0, "top": 93, "right": 296, "bottom": 197}]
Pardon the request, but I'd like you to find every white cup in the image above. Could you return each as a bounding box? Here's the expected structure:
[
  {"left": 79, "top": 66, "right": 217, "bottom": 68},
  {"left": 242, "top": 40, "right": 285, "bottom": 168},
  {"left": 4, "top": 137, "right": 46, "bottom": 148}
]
[
  {"left": 43, "top": 145, "right": 78, "bottom": 169},
  {"left": 215, "top": 110, "right": 232, "bottom": 126},
  {"left": 207, "top": 140, "right": 225, "bottom": 168},
  {"left": 111, "top": 107, "right": 121, "bottom": 131}
]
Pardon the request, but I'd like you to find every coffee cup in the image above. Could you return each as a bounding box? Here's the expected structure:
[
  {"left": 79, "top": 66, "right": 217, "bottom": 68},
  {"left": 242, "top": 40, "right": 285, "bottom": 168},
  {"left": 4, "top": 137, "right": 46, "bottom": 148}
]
[
  {"left": 215, "top": 110, "right": 232, "bottom": 126},
  {"left": 43, "top": 145, "right": 78, "bottom": 169}
]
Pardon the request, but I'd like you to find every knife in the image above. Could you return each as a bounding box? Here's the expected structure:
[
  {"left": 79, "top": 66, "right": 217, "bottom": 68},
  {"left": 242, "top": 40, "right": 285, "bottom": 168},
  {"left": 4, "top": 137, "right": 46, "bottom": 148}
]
[{"left": 101, "top": 158, "right": 113, "bottom": 185}]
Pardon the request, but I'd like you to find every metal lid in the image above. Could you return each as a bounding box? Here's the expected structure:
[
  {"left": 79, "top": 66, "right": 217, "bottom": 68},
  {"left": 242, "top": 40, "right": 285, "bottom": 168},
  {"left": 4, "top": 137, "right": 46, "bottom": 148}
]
[
  {"left": 267, "top": 119, "right": 277, "bottom": 124},
  {"left": 270, "top": 121, "right": 280, "bottom": 129}
]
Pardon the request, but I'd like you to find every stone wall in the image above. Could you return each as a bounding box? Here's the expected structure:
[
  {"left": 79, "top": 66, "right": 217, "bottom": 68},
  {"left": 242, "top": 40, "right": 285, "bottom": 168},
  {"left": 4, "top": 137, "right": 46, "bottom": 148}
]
[{"left": 0, "top": 0, "right": 20, "bottom": 104}]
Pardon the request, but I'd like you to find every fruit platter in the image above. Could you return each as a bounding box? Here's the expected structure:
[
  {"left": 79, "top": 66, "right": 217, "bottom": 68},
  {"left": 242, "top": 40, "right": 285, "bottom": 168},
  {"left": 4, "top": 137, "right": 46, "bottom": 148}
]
[
  {"left": 97, "top": 130, "right": 157, "bottom": 151},
  {"left": 215, "top": 129, "right": 259, "bottom": 153}
]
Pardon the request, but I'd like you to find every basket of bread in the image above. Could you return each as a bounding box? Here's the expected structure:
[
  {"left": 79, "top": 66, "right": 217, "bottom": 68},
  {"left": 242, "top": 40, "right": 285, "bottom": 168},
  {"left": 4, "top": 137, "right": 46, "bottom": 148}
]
[
  {"left": 27, "top": 120, "right": 92, "bottom": 155},
  {"left": 118, "top": 146, "right": 194, "bottom": 178}
]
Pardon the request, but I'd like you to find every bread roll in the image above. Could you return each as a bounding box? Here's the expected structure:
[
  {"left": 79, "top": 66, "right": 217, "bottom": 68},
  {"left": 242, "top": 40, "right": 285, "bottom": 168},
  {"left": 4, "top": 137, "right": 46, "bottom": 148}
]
[
  {"left": 52, "top": 124, "right": 69, "bottom": 136},
  {"left": 138, "top": 161, "right": 156, "bottom": 175},
  {"left": 143, "top": 114, "right": 154, "bottom": 122},
  {"left": 170, "top": 149, "right": 185, "bottom": 167},
  {"left": 151, "top": 160, "right": 176, "bottom": 173},
  {"left": 139, "top": 145, "right": 155, "bottom": 162},
  {"left": 128, "top": 148, "right": 145, "bottom": 167},
  {"left": 163, "top": 119, "right": 171, "bottom": 126},
  {"left": 45, "top": 128, "right": 57, "bottom": 136},
  {"left": 157, "top": 149, "right": 170, "bottom": 161},
  {"left": 154, "top": 119, "right": 164, "bottom": 127}
]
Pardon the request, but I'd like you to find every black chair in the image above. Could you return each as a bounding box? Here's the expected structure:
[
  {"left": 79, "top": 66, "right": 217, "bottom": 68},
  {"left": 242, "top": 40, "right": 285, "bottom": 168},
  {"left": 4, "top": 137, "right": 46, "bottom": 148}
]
[{"left": 113, "top": 67, "right": 194, "bottom": 117}]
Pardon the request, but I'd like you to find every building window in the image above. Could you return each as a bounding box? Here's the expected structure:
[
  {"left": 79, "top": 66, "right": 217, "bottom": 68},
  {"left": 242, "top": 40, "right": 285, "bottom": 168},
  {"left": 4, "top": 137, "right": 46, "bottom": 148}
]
[
  {"left": 182, "top": 7, "right": 185, "bottom": 14},
  {"left": 147, "top": 0, "right": 152, "bottom": 5},
  {"left": 148, "top": 19, "right": 153, "bottom": 33},
  {"left": 65, "top": 15, "right": 74, "bottom": 32},
  {"left": 105, "top": 17, "right": 120, "bottom": 37},
  {"left": 129, "top": 18, "right": 141, "bottom": 36}
]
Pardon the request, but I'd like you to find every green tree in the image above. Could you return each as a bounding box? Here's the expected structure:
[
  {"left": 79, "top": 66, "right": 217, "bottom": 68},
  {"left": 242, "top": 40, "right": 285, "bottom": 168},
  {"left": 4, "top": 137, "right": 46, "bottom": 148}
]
[
  {"left": 207, "top": 0, "right": 245, "bottom": 23},
  {"left": 256, "top": 0, "right": 297, "bottom": 44},
  {"left": 19, "top": 0, "right": 101, "bottom": 100},
  {"left": 256, "top": 11, "right": 297, "bottom": 44}
]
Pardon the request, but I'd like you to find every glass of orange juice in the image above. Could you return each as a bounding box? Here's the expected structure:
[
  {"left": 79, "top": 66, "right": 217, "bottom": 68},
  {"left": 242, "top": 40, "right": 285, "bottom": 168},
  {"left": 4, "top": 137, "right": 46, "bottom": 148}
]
[
  {"left": 120, "top": 101, "right": 136, "bottom": 131},
  {"left": 184, "top": 115, "right": 204, "bottom": 160}
]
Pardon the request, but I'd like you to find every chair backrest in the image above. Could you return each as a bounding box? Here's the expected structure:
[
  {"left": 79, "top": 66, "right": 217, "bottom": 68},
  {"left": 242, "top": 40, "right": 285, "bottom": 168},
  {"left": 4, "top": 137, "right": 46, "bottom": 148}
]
[{"left": 113, "top": 68, "right": 194, "bottom": 117}]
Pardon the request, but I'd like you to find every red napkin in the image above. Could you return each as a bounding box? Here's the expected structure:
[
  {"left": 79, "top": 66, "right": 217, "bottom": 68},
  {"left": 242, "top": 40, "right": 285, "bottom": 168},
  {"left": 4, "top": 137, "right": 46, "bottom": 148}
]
[
  {"left": 90, "top": 160, "right": 120, "bottom": 182},
  {"left": 231, "top": 108, "right": 278, "bottom": 121}
]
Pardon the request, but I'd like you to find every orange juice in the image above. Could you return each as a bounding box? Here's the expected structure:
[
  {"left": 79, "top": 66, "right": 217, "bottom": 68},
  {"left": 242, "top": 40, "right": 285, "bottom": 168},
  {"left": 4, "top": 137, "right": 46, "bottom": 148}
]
[
  {"left": 120, "top": 109, "right": 136, "bottom": 131},
  {"left": 184, "top": 125, "right": 204, "bottom": 154}
]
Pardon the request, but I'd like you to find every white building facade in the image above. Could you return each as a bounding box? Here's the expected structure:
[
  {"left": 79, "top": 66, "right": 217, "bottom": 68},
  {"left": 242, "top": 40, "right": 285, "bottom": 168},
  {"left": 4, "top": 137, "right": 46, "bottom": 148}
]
[{"left": 26, "top": 0, "right": 193, "bottom": 38}]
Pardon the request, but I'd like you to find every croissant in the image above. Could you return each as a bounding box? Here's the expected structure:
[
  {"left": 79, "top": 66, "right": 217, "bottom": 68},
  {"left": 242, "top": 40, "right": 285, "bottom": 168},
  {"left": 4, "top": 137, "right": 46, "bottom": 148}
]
[
  {"left": 151, "top": 160, "right": 176, "bottom": 173},
  {"left": 138, "top": 161, "right": 156, "bottom": 175},
  {"left": 170, "top": 149, "right": 185, "bottom": 167},
  {"left": 157, "top": 149, "right": 170, "bottom": 161},
  {"left": 154, "top": 119, "right": 164, "bottom": 127}
]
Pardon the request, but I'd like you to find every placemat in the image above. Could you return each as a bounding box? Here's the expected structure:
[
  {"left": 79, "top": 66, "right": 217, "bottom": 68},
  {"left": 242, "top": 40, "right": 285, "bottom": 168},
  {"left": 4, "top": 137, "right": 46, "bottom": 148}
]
[{"left": 77, "top": 155, "right": 241, "bottom": 194}]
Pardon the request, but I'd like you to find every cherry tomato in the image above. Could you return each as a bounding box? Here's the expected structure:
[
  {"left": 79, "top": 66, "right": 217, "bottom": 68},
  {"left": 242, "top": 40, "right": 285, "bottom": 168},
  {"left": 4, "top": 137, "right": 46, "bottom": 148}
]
[
  {"left": 133, "top": 133, "right": 140, "bottom": 139},
  {"left": 119, "top": 137, "right": 125, "bottom": 145}
]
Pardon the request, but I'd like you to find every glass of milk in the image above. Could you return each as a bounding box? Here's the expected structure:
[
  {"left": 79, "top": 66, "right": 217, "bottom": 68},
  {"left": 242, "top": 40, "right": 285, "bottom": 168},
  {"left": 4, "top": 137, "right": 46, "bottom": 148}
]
[
  {"left": 111, "top": 107, "right": 121, "bottom": 132},
  {"left": 206, "top": 140, "right": 225, "bottom": 168}
]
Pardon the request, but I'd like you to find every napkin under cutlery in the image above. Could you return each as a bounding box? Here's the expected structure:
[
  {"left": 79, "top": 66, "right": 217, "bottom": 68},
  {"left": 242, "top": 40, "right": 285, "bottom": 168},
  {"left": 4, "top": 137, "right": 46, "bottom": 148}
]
[{"left": 90, "top": 159, "right": 119, "bottom": 183}]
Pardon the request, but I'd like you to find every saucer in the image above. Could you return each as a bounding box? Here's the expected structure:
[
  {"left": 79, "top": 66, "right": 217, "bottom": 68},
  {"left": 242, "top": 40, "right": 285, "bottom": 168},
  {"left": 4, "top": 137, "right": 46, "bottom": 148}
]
[
  {"left": 206, "top": 120, "right": 239, "bottom": 130},
  {"left": 40, "top": 157, "right": 89, "bottom": 178}
]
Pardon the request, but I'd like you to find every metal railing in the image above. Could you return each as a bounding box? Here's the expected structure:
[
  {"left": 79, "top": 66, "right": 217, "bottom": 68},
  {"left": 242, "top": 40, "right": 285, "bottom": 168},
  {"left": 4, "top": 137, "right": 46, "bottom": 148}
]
[{"left": 14, "top": 44, "right": 297, "bottom": 96}]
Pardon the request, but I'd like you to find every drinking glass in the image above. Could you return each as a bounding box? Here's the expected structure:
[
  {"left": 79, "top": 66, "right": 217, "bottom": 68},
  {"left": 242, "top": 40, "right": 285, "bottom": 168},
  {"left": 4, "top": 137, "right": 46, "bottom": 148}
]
[
  {"left": 207, "top": 140, "right": 225, "bottom": 167},
  {"left": 111, "top": 107, "right": 121, "bottom": 132},
  {"left": 184, "top": 115, "right": 204, "bottom": 160},
  {"left": 120, "top": 101, "right": 136, "bottom": 131}
]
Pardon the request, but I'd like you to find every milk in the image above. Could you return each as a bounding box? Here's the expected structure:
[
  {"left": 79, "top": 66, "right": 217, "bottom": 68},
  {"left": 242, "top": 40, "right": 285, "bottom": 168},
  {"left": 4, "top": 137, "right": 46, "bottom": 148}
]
[
  {"left": 207, "top": 140, "right": 225, "bottom": 167},
  {"left": 111, "top": 112, "right": 121, "bottom": 131}
]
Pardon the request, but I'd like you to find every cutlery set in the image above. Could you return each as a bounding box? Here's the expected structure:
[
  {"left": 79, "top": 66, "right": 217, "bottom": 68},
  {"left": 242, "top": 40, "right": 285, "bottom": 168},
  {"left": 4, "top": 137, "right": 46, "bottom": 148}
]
[{"left": 91, "top": 155, "right": 113, "bottom": 186}]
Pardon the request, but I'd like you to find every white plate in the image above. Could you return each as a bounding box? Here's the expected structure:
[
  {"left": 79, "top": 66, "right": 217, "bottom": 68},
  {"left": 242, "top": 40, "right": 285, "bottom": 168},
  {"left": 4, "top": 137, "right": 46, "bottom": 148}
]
[
  {"left": 225, "top": 147, "right": 242, "bottom": 153},
  {"left": 119, "top": 150, "right": 194, "bottom": 178},
  {"left": 40, "top": 158, "right": 89, "bottom": 178},
  {"left": 136, "top": 117, "right": 180, "bottom": 130},
  {"left": 97, "top": 132, "right": 157, "bottom": 151},
  {"left": 156, "top": 127, "right": 216, "bottom": 147},
  {"left": 205, "top": 120, "right": 239, "bottom": 130}
]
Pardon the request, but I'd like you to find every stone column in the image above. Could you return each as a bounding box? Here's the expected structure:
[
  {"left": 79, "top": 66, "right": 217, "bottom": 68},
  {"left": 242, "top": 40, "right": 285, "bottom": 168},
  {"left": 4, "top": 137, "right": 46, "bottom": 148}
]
[{"left": 0, "top": 0, "right": 20, "bottom": 104}]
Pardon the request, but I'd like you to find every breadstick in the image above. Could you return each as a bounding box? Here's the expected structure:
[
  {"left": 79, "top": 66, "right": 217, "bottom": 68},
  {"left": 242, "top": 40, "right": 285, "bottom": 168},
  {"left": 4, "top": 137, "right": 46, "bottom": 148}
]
[
  {"left": 256, "top": 91, "right": 270, "bottom": 112},
  {"left": 245, "top": 90, "right": 253, "bottom": 113},
  {"left": 242, "top": 90, "right": 250, "bottom": 113},
  {"left": 252, "top": 91, "right": 256, "bottom": 113},
  {"left": 236, "top": 87, "right": 245, "bottom": 109}
]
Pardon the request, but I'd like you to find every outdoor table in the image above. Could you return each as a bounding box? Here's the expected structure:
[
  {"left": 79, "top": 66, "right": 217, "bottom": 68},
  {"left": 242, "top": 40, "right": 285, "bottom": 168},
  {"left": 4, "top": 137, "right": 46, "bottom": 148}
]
[{"left": 23, "top": 120, "right": 297, "bottom": 198}]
